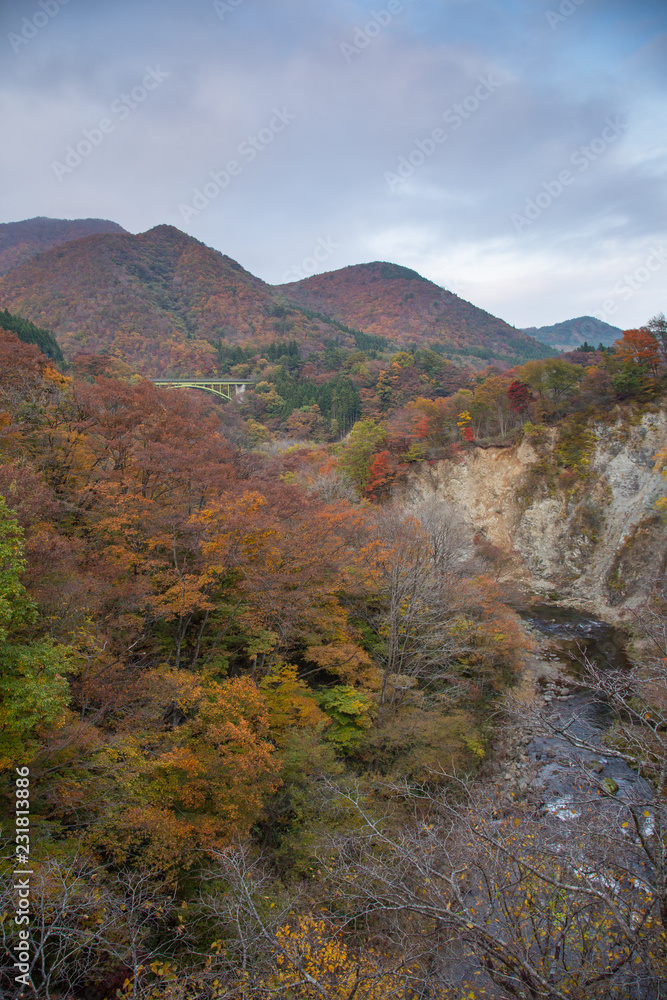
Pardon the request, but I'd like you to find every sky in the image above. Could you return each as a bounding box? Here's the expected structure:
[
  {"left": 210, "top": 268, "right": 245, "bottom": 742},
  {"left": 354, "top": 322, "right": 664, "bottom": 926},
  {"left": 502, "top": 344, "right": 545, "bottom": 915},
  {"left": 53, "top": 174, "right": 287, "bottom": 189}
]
[{"left": 1, "top": 0, "right": 665, "bottom": 330}]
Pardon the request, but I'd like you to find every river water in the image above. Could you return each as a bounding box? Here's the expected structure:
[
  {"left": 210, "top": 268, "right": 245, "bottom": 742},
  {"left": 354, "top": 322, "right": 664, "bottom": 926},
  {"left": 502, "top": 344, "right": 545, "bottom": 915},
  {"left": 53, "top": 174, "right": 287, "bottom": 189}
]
[
  {"left": 521, "top": 605, "right": 654, "bottom": 818},
  {"left": 437, "top": 606, "right": 662, "bottom": 996}
]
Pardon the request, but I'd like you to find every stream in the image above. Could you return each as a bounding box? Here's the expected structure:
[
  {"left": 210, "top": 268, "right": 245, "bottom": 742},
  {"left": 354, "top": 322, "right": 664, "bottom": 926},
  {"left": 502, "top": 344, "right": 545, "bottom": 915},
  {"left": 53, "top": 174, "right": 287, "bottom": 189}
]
[
  {"left": 521, "top": 605, "right": 654, "bottom": 819},
  {"left": 440, "top": 606, "right": 661, "bottom": 994}
]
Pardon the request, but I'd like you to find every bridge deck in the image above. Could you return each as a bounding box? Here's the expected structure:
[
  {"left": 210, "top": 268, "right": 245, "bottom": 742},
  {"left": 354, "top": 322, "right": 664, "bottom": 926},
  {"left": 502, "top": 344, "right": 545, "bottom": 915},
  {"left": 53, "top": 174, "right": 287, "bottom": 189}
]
[
  {"left": 151, "top": 379, "right": 255, "bottom": 386},
  {"left": 150, "top": 378, "right": 255, "bottom": 400}
]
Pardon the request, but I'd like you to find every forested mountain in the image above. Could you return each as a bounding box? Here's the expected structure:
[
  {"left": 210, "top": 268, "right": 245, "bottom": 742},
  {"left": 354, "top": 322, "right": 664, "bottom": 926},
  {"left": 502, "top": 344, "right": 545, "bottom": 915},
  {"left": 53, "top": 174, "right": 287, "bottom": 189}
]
[
  {"left": 0, "top": 223, "right": 552, "bottom": 374},
  {"left": 0, "top": 216, "right": 127, "bottom": 275},
  {"left": 523, "top": 315, "right": 623, "bottom": 351},
  {"left": 278, "top": 261, "right": 553, "bottom": 362},
  {"left": 0, "top": 225, "right": 377, "bottom": 374}
]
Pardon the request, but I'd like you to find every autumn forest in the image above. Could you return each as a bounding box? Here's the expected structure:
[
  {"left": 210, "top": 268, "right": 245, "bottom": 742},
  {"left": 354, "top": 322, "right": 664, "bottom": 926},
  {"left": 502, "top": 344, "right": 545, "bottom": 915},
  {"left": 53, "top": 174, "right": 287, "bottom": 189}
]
[{"left": 2, "top": 222, "right": 667, "bottom": 1000}]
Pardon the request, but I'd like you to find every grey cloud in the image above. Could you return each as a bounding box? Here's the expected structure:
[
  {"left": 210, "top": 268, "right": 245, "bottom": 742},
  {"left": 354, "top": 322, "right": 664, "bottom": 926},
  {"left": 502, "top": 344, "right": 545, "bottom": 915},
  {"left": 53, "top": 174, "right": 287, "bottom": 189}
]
[{"left": 0, "top": 0, "right": 664, "bottom": 329}]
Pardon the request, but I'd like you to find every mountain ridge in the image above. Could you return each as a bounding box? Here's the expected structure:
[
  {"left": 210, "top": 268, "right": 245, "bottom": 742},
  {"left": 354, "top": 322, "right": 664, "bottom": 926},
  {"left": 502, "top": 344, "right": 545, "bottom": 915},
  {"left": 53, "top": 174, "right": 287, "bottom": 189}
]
[
  {"left": 0, "top": 216, "right": 128, "bottom": 275},
  {"left": 0, "top": 220, "right": 554, "bottom": 374},
  {"left": 277, "top": 261, "right": 548, "bottom": 360}
]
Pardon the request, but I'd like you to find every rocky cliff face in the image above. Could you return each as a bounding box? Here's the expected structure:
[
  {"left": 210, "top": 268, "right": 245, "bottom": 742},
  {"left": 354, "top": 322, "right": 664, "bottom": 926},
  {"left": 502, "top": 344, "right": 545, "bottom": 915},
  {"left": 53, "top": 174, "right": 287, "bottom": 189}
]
[{"left": 405, "top": 407, "right": 667, "bottom": 615}]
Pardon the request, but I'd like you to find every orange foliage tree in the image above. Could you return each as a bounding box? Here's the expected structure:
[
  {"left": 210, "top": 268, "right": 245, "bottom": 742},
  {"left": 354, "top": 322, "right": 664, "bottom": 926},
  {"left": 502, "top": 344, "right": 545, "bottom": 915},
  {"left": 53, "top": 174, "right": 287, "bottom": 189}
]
[{"left": 614, "top": 327, "right": 661, "bottom": 374}]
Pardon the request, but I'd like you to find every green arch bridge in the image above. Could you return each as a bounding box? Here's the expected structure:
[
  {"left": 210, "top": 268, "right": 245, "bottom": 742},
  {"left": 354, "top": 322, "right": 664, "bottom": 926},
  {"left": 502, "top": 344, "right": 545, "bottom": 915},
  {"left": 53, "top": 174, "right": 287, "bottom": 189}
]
[{"left": 151, "top": 378, "right": 254, "bottom": 401}]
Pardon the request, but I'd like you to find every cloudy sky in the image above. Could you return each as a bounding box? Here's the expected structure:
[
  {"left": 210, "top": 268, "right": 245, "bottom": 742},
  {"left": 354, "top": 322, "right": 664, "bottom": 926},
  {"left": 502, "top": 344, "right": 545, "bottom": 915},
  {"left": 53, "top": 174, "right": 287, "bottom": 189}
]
[{"left": 1, "top": 0, "right": 665, "bottom": 329}]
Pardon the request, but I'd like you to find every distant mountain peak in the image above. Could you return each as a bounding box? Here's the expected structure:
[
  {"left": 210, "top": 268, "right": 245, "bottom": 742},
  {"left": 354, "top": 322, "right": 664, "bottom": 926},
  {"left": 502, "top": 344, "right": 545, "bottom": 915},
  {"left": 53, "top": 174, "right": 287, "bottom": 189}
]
[
  {"left": 279, "top": 261, "right": 435, "bottom": 290},
  {"left": 1, "top": 215, "right": 127, "bottom": 228},
  {"left": 0, "top": 216, "right": 129, "bottom": 275},
  {"left": 524, "top": 315, "right": 623, "bottom": 350},
  {"left": 350, "top": 261, "right": 432, "bottom": 282},
  {"left": 277, "top": 257, "right": 551, "bottom": 361},
  {"left": 141, "top": 223, "right": 196, "bottom": 241}
]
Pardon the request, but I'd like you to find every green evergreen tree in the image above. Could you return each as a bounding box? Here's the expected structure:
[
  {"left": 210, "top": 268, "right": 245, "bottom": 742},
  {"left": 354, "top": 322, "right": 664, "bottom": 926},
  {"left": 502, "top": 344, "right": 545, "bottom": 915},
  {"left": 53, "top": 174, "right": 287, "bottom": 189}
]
[{"left": 0, "top": 308, "right": 64, "bottom": 365}]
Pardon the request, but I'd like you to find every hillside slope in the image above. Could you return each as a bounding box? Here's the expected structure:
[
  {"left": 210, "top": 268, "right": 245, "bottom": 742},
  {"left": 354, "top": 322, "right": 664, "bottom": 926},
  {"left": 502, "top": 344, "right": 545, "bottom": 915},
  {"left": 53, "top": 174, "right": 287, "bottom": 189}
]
[
  {"left": 0, "top": 225, "right": 346, "bottom": 374},
  {"left": 278, "top": 262, "right": 552, "bottom": 362},
  {"left": 0, "top": 216, "right": 128, "bottom": 275}
]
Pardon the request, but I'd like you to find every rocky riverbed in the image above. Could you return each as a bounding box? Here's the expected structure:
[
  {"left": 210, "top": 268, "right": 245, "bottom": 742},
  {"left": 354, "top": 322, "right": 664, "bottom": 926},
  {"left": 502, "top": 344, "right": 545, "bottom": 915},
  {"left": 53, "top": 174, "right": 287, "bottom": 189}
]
[{"left": 489, "top": 605, "right": 653, "bottom": 815}]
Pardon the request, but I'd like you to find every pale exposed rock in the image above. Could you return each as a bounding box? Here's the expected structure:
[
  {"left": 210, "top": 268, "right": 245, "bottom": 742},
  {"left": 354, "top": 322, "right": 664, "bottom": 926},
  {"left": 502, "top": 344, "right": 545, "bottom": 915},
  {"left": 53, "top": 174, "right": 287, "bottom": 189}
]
[{"left": 404, "top": 408, "right": 667, "bottom": 616}]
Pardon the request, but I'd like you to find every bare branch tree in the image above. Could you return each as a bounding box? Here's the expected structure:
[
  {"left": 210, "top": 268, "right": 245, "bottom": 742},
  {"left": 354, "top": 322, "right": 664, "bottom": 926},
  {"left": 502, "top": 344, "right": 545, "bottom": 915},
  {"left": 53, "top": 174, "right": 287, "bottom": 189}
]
[
  {"left": 315, "top": 779, "right": 666, "bottom": 999},
  {"left": 0, "top": 853, "right": 178, "bottom": 999}
]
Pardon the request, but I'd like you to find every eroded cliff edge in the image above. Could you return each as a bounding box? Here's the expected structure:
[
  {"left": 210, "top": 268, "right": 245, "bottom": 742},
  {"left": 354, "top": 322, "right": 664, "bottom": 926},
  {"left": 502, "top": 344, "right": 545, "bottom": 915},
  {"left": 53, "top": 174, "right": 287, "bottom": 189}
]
[{"left": 404, "top": 406, "right": 667, "bottom": 616}]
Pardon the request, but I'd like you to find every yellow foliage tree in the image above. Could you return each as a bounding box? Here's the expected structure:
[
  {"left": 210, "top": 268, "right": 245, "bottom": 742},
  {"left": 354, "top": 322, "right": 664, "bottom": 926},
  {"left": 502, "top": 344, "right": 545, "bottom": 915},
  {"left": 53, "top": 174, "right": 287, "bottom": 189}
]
[
  {"left": 259, "top": 663, "right": 329, "bottom": 738},
  {"left": 268, "top": 915, "right": 407, "bottom": 1000}
]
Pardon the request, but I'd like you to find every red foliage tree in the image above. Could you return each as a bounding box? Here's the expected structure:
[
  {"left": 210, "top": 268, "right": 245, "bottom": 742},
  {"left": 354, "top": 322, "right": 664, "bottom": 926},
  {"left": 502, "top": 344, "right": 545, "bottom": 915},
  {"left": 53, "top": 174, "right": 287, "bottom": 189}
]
[{"left": 506, "top": 380, "right": 533, "bottom": 413}]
